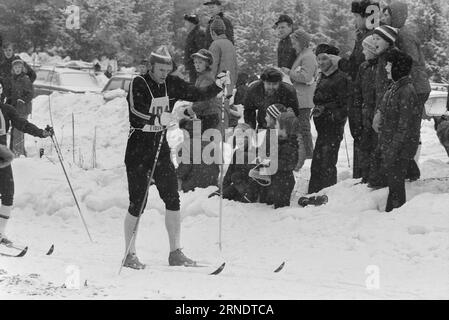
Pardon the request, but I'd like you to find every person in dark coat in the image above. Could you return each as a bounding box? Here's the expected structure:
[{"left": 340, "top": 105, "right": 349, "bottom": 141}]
[
  {"left": 243, "top": 68, "right": 299, "bottom": 130},
  {"left": 0, "top": 78, "right": 52, "bottom": 245},
  {"left": 434, "top": 115, "right": 449, "bottom": 158},
  {"left": 274, "top": 14, "right": 297, "bottom": 69},
  {"left": 339, "top": 0, "right": 380, "bottom": 179},
  {"left": 177, "top": 119, "right": 219, "bottom": 192},
  {"left": 204, "top": 0, "right": 234, "bottom": 48},
  {"left": 183, "top": 14, "right": 206, "bottom": 83},
  {"left": 353, "top": 35, "right": 379, "bottom": 182},
  {"left": 104, "top": 65, "right": 113, "bottom": 79},
  {"left": 9, "top": 59, "right": 33, "bottom": 157},
  {"left": 308, "top": 44, "right": 350, "bottom": 194},
  {"left": 378, "top": 49, "right": 421, "bottom": 212},
  {"left": 123, "top": 45, "right": 227, "bottom": 269}
]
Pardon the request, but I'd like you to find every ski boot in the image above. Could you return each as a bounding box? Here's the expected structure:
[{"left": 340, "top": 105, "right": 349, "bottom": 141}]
[
  {"left": 123, "top": 253, "right": 146, "bottom": 270},
  {"left": 169, "top": 249, "right": 196, "bottom": 266},
  {"left": 0, "top": 235, "right": 13, "bottom": 247},
  {"left": 298, "top": 195, "right": 328, "bottom": 207}
]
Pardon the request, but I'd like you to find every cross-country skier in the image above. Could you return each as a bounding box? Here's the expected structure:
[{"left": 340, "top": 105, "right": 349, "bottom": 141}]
[
  {"left": 123, "top": 46, "right": 228, "bottom": 269},
  {"left": 0, "top": 80, "right": 52, "bottom": 246}
]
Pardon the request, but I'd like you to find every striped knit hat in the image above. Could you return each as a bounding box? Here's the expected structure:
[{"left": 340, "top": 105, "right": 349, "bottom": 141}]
[
  {"left": 266, "top": 104, "right": 282, "bottom": 120},
  {"left": 149, "top": 45, "right": 172, "bottom": 65},
  {"left": 373, "top": 25, "right": 398, "bottom": 46}
]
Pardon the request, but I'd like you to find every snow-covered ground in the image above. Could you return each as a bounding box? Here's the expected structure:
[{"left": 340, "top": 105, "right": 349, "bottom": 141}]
[{"left": 1, "top": 92, "right": 449, "bottom": 299}]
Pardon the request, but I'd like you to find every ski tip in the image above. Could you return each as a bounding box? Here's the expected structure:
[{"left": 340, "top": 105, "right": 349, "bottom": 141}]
[
  {"left": 210, "top": 262, "right": 226, "bottom": 275},
  {"left": 274, "top": 261, "right": 286, "bottom": 273},
  {"left": 17, "top": 247, "right": 28, "bottom": 257},
  {"left": 46, "top": 245, "right": 55, "bottom": 256}
]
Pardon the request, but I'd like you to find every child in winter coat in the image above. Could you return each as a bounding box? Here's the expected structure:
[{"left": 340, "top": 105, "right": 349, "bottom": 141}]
[
  {"left": 378, "top": 49, "right": 421, "bottom": 212},
  {"left": 9, "top": 59, "right": 33, "bottom": 157}
]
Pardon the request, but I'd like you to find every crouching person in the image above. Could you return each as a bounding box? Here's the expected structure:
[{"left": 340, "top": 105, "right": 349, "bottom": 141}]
[
  {"left": 379, "top": 49, "right": 421, "bottom": 212},
  {"left": 208, "top": 123, "right": 257, "bottom": 202},
  {"left": 251, "top": 105, "right": 300, "bottom": 208}
]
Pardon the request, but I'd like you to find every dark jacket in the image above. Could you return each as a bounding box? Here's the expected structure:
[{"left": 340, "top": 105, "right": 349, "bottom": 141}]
[
  {"left": 388, "top": 1, "right": 430, "bottom": 95},
  {"left": 191, "top": 70, "right": 221, "bottom": 117},
  {"left": 243, "top": 80, "right": 300, "bottom": 129},
  {"left": 125, "top": 73, "right": 221, "bottom": 165},
  {"left": 0, "top": 102, "right": 45, "bottom": 146},
  {"left": 375, "top": 51, "right": 393, "bottom": 111},
  {"left": 277, "top": 34, "right": 297, "bottom": 69},
  {"left": 378, "top": 77, "right": 421, "bottom": 163},
  {"left": 10, "top": 72, "right": 33, "bottom": 115},
  {"left": 223, "top": 147, "right": 256, "bottom": 192},
  {"left": 205, "top": 13, "right": 234, "bottom": 48},
  {"left": 339, "top": 29, "right": 373, "bottom": 82},
  {"left": 184, "top": 25, "right": 206, "bottom": 76},
  {"left": 177, "top": 138, "right": 219, "bottom": 193},
  {"left": 313, "top": 67, "right": 351, "bottom": 132},
  {"left": 352, "top": 59, "right": 377, "bottom": 143}
]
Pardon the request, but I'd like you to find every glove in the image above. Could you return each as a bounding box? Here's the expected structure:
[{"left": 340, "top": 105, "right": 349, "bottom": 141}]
[
  {"left": 311, "top": 105, "right": 325, "bottom": 118},
  {"left": 160, "top": 112, "right": 176, "bottom": 127},
  {"left": 42, "top": 125, "right": 54, "bottom": 138},
  {"left": 0, "top": 144, "right": 14, "bottom": 168},
  {"left": 216, "top": 71, "right": 231, "bottom": 88}
]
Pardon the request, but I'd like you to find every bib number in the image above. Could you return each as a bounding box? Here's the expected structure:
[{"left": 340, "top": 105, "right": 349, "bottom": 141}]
[{"left": 149, "top": 96, "right": 169, "bottom": 116}]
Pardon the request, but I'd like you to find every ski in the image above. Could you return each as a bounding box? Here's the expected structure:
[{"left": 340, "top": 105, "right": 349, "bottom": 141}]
[
  {"left": 147, "top": 262, "right": 226, "bottom": 275},
  {"left": 274, "top": 261, "right": 286, "bottom": 273},
  {"left": 0, "top": 244, "right": 54, "bottom": 257}
]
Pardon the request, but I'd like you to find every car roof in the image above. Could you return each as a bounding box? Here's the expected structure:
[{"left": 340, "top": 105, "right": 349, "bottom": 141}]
[
  {"left": 110, "top": 73, "right": 138, "bottom": 79},
  {"left": 37, "top": 66, "right": 94, "bottom": 74}
]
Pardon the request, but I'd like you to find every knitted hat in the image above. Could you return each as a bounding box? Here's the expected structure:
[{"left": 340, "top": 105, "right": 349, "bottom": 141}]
[
  {"left": 373, "top": 25, "right": 398, "bottom": 46},
  {"left": 210, "top": 17, "right": 226, "bottom": 35},
  {"left": 385, "top": 48, "right": 412, "bottom": 81},
  {"left": 290, "top": 29, "right": 311, "bottom": 49},
  {"left": 351, "top": 0, "right": 380, "bottom": 17},
  {"left": 362, "top": 35, "right": 377, "bottom": 56},
  {"left": 149, "top": 45, "right": 172, "bottom": 65},
  {"left": 266, "top": 104, "right": 283, "bottom": 120},
  {"left": 11, "top": 59, "right": 24, "bottom": 67},
  {"left": 191, "top": 49, "right": 214, "bottom": 65},
  {"left": 183, "top": 14, "right": 199, "bottom": 25},
  {"left": 260, "top": 68, "right": 283, "bottom": 83},
  {"left": 315, "top": 43, "right": 340, "bottom": 56}
]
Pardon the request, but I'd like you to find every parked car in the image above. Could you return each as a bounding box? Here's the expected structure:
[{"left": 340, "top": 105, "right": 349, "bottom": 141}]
[
  {"left": 33, "top": 66, "right": 103, "bottom": 97},
  {"left": 102, "top": 73, "right": 137, "bottom": 101}
]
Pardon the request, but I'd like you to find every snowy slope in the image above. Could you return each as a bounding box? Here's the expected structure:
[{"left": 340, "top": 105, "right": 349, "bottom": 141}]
[{"left": 1, "top": 92, "right": 449, "bottom": 299}]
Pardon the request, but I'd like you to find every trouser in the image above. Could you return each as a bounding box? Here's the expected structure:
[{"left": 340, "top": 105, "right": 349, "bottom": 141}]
[
  {"left": 353, "top": 140, "right": 362, "bottom": 179},
  {"left": 385, "top": 158, "right": 409, "bottom": 212},
  {"left": 10, "top": 113, "right": 29, "bottom": 157},
  {"left": 0, "top": 164, "right": 14, "bottom": 206},
  {"left": 125, "top": 133, "right": 180, "bottom": 217},
  {"left": 360, "top": 129, "right": 377, "bottom": 182},
  {"left": 297, "top": 108, "right": 314, "bottom": 159},
  {"left": 308, "top": 118, "right": 345, "bottom": 194}
]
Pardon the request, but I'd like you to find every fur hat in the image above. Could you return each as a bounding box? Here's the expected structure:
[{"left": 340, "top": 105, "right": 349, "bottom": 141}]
[
  {"left": 210, "top": 17, "right": 226, "bottom": 36},
  {"left": 290, "top": 29, "right": 311, "bottom": 50},
  {"left": 11, "top": 59, "right": 24, "bottom": 67},
  {"left": 184, "top": 14, "right": 199, "bottom": 25},
  {"left": 260, "top": 68, "right": 283, "bottom": 83},
  {"left": 385, "top": 48, "right": 412, "bottom": 81},
  {"left": 274, "top": 14, "right": 293, "bottom": 27},
  {"left": 351, "top": 0, "right": 380, "bottom": 17},
  {"left": 315, "top": 44, "right": 340, "bottom": 56}
]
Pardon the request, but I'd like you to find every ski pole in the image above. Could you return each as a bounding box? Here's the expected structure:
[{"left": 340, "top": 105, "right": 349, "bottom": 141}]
[
  {"left": 48, "top": 88, "right": 64, "bottom": 161},
  {"left": 119, "top": 129, "right": 166, "bottom": 275},
  {"left": 48, "top": 126, "right": 93, "bottom": 242},
  {"left": 343, "top": 131, "right": 350, "bottom": 168}
]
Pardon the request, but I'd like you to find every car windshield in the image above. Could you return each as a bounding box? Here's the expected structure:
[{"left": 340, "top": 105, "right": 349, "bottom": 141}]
[{"left": 59, "top": 73, "right": 99, "bottom": 88}]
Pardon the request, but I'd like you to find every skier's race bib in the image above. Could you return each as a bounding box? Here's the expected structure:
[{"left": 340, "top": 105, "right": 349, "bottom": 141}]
[
  {"left": 148, "top": 96, "right": 169, "bottom": 116},
  {"left": 0, "top": 109, "right": 6, "bottom": 136}
]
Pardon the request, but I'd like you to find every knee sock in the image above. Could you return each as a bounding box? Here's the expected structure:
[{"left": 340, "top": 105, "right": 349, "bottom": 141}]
[
  {"left": 0, "top": 205, "right": 12, "bottom": 238},
  {"left": 124, "top": 212, "right": 138, "bottom": 255},
  {"left": 165, "top": 210, "right": 181, "bottom": 252}
]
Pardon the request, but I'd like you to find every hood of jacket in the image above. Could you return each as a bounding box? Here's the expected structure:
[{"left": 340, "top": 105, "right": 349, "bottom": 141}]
[
  {"left": 389, "top": 1, "right": 408, "bottom": 29},
  {"left": 322, "top": 54, "right": 341, "bottom": 77}
]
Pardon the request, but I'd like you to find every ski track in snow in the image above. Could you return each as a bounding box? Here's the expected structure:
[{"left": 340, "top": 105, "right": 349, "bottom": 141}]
[{"left": 1, "top": 92, "right": 449, "bottom": 299}]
